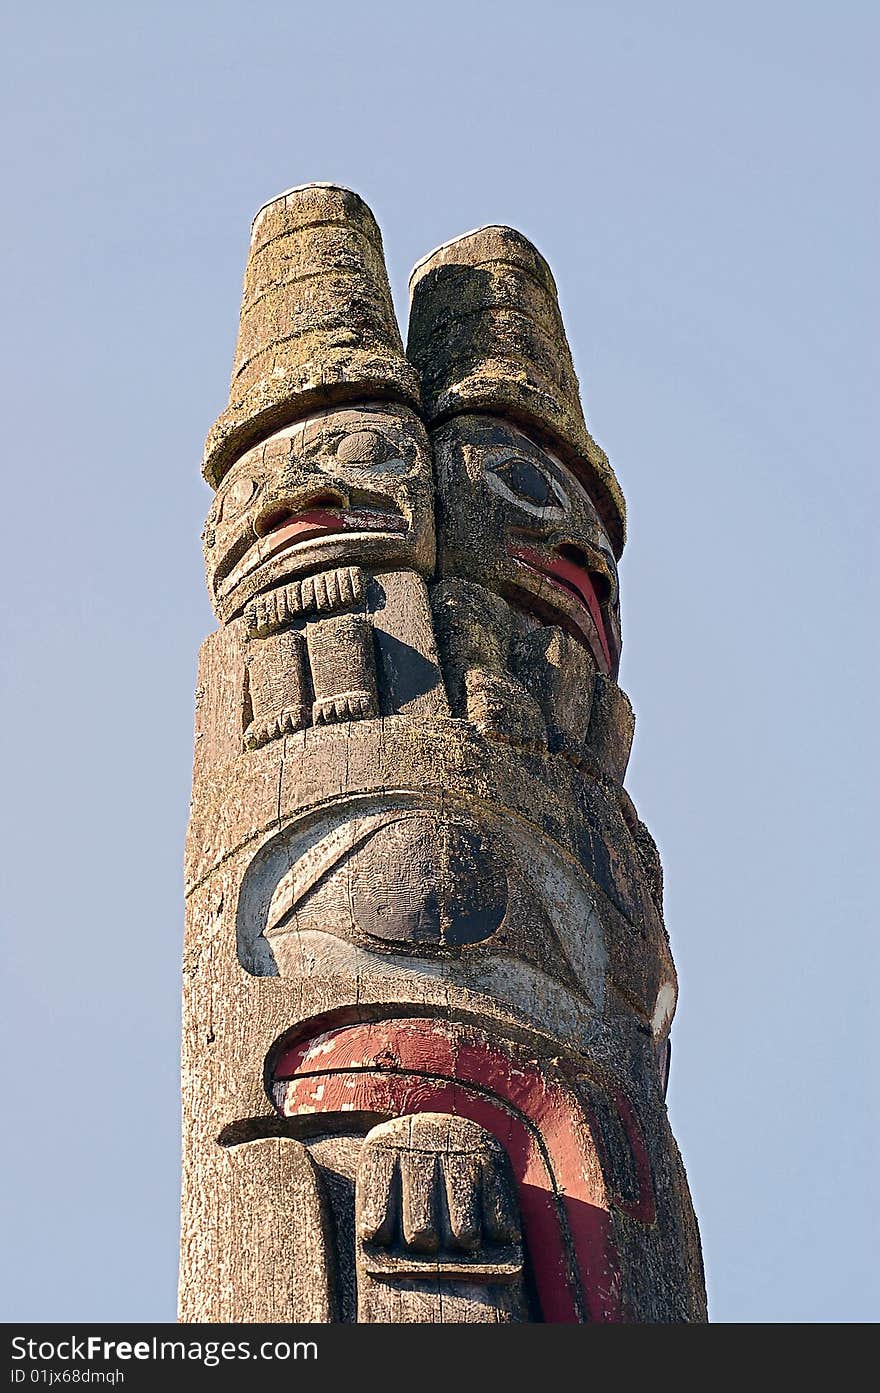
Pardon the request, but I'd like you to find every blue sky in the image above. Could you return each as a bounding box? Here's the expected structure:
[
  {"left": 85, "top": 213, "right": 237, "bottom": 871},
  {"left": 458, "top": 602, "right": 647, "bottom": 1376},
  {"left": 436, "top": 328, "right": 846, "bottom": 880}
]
[{"left": 1, "top": 0, "right": 876, "bottom": 1322}]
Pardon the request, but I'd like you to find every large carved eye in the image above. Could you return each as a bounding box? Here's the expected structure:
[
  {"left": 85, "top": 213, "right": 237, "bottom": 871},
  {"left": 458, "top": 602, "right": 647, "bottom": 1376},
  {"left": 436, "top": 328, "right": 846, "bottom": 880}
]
[
  {"left": 335, "top": 430, "right": 390, "bottom": 467},
  {"left": 490, "top": 458, "right": 560, "bottom": 509},
  {"left": 493, "top": 458, "right": 553, "bottom": 506},
  {"left": 218, "top": 475, "right": 258, "bottom": 524}
]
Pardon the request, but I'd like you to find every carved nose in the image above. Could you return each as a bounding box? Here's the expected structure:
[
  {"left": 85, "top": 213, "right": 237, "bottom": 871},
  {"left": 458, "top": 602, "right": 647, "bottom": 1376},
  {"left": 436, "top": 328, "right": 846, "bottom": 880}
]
[{"left": 253, "top": 487, "right": 348, "bottom": 537}]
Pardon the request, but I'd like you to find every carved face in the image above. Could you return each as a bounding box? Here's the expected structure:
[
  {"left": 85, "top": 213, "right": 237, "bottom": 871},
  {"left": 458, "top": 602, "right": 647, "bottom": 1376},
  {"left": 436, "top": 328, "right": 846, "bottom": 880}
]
[
  {"left": 203, "top": 402, "right": 435, "bottom": 621},
  {"left": 432, "top": 414, "right": 621, "bottom": 674}
]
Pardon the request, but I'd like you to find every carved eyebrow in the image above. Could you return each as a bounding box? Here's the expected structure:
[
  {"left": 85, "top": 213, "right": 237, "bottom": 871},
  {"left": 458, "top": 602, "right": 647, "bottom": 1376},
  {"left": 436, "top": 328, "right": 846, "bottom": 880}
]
[
  {"left": 532, "top": 449, "right": 607, "bottom": 525},
  {"left": 298, "top": 426, "right": 406, "bottom": 453},
  {"left": 494, "top": 427, "right": 598, "bottom": 508},
  {"left": 325, "top": 421, "right": 409, "bottom": 442},
  {"left": 485, "top": 443, "right": 564, "bottom": 485},
  {"left": 257, "top": 429, "right": 333, "bottom": 461}
]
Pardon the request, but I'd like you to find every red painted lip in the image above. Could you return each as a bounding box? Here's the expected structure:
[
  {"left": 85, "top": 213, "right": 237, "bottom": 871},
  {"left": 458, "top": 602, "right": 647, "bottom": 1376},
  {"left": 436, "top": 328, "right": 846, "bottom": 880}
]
[
  {"left": 260, "top": 507, "right": 406, "bottom": 549},
  {"left": 221, "top": 507, "right": 407, "bottom": 594},
  {"left": 508, "top": 543, "right": 613, "bottom": 673}
]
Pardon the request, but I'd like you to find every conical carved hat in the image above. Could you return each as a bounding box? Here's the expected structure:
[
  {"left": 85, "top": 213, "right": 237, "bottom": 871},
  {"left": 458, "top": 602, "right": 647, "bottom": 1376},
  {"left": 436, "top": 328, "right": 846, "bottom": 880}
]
[
  {"left": 407, "top": 225, "right": 625, "bottom": 556},
  {"left": 203, "top": 184, "right": 421, "bottom": 487}
]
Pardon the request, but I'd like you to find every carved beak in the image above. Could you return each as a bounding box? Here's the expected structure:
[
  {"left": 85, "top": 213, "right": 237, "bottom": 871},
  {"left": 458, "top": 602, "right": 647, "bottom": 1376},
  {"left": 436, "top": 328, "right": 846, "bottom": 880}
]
[{"left": 506, "top": 541, "right": 614, "bottom": 673}]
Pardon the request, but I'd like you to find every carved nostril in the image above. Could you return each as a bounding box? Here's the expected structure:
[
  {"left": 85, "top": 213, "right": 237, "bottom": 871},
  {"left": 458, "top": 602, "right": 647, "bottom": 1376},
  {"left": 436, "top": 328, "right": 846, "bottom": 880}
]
[
  {"left": 591, "top": 571, "right": 611, "bottom": 604},
  {"left": 253, "top": 491, "right": 347, "bottom": 537},
  {"left": 253, "top": 507, "right": 293, "bottom": 538},
  {"left": 555, "top": 543, "right": 588, "bottom": 570}
]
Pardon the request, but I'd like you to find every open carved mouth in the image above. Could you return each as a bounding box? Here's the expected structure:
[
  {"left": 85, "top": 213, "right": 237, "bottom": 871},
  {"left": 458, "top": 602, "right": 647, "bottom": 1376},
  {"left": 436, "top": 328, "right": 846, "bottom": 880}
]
[
  {"left": 218, "top": 503, "right": 408, "bottom": 597},
  {"left": 252, "top": 1010, "right": 639, "bottom": 1323},
  {"left": 507, "top": 542, "right": 613, "bottom": 672}
]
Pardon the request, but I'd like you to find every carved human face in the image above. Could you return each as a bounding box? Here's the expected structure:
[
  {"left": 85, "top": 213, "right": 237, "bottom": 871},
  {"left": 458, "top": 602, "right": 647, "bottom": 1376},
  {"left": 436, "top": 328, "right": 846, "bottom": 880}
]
[
  {"left": 433, "top": 414, "right": 621, "bottom": 674},
  {"left": 203, "top": 402, "right": 435, "bottom": 621}
]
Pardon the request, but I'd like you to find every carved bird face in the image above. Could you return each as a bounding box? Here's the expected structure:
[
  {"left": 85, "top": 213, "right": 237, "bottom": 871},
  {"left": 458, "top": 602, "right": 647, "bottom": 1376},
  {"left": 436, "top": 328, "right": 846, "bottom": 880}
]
[
  {"left": 203, "top": 402, "right": 435, "bottom": 621},
  {"left": 432, "top": 414, "right": 621, "bottom": 675}
]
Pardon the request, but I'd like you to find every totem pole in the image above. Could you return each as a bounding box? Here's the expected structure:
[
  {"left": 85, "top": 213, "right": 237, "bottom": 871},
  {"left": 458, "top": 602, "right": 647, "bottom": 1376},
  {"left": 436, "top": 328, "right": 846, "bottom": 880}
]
[{"left": 180, "top": 184, "right": 706, "bottom": 1323}]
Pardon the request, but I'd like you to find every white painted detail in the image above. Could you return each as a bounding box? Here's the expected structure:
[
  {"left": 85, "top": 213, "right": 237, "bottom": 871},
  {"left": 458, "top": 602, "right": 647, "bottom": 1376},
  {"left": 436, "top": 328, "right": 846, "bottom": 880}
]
[
  {"left": 299, "top": 1032, "right": 337, "bottom": 1063},
  {"left": 652, "top": 980, "right": 678, "bottom": 1038}
]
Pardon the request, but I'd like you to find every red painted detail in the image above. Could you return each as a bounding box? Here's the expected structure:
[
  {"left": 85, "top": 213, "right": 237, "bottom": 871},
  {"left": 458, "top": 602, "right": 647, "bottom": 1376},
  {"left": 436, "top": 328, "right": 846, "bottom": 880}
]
[
  {"left": 280, "top": 1071, "right": 580, "bottom": 1322},
  {"left": 507, "top": 542, "right": 612, "bottom": 673},
  {"left": 609, "top": 1087, "right": 655, "bottom": 1225},
  {"left": 273, "top": 1018, "right": 628, "bottom": 1322},
  {"left": 259, "top": 507, "right": 406, "bottom": 557},
  {"left": 568, "top": 1072, "right": 656, "bottom": 1225},
  {"left": 221, "top": 506, "right": 410, "bottom": 596}
]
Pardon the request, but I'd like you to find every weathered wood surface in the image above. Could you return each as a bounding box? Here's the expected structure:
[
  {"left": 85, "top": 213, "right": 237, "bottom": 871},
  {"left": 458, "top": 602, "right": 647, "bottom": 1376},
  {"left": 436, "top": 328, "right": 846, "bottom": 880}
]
[{"left": 179, "top": 184, "right": 706, "bottom": 1323}]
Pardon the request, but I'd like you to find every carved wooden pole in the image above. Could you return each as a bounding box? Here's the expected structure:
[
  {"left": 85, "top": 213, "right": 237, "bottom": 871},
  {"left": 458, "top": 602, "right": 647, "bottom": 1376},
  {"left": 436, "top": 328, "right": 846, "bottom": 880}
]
[{"left": 180, "top": 185, "right": 707, "bottom": 1323}]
